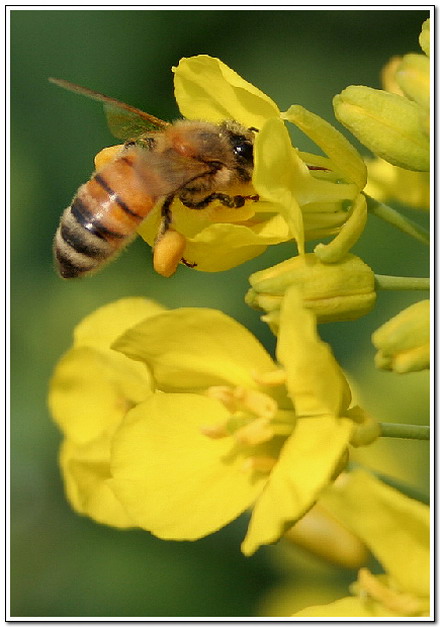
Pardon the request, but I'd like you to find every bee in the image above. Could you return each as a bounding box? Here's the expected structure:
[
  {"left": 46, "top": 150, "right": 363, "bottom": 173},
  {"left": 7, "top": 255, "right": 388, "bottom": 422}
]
[{"left": 50, "top": 78, "right": 258, "bottom": 279}]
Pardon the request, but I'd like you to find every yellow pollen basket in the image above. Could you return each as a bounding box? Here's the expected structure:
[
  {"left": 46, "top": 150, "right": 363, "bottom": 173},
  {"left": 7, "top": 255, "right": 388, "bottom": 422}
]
[{"left": 94, "top": 144, "right": 124, "bottom": 170}]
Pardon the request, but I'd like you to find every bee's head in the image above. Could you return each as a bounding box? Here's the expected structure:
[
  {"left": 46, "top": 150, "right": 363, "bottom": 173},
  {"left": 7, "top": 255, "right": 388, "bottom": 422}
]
[{"left": 221, "top": 121, "right": 257, "bottom": 180}]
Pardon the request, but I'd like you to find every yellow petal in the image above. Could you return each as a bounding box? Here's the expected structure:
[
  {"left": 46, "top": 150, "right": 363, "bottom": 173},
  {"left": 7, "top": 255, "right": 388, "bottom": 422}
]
[
  {"left": 283, "top": 104, "right": 367, "bottom": 190},
  {"left": 181, "top": 215, "right": 290, "bottom": 272},
  {"left": 138, "top": 205, "right": 291, "bottom": 273},
  {"left": 253, "top": 118, "right": 305, "bottom": 253},
  {"left": 113, "top": 307, "right": 276, "bottom": 391},
  {"left": 60, "top": 438, "right": 135, "bottom": 528},
  {"left": 314, "top": 193, "right": 367, "bottom": 263},
  {"left": 277, "top": 287, "right": 352, "bottom": 416},
  {"left": 109, "top": 394, "right": 266, "bottom": 539},
  {"left": 241, "top": 414, "right": 353, "bottom": 555},
  {"left": 48, "top": 346, "right": 152, "bottom": 445},
  {"left": 321, "top": 470, "right": 430, "bottom": 597},
  {"left": 302, "top": 202, "right": 353, "bottom": 241},
  {"left": 173, "top": 55, "right": 280, "bottom": 129},
  {"left": 73, "top": 297, "right": 166, "bottom": 350}
]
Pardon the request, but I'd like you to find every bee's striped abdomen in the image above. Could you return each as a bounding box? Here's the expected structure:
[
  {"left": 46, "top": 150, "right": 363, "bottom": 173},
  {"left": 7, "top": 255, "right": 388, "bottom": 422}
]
[{"left": 54, "top": 154, "right": 157, "bottom": 278}]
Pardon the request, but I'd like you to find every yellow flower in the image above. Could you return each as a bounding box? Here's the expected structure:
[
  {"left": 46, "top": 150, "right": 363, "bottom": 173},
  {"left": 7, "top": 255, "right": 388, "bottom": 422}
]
[
  {"left": 293, "top": 470, "right": 430, "bottom": 617},
  {"left": 48, "top": 298, "right": 163, "bottom": 526},
  {"left": 333, "top": 20, "right": 430, "bottom": 172},
  {"left": 107, "top": 54, "right": 367, "bottom": 274},
  {"left": 104, "top": 287, "right": 359, "bottom": 555},
  {"left": 372, "top": 300, "right": 430, "bottom": 373},
  {"left": 280, "top": 104, "right": 368, "bottom": 262},
  {"left": 246, "top": 252, "right": 376, "bottom": 329}
]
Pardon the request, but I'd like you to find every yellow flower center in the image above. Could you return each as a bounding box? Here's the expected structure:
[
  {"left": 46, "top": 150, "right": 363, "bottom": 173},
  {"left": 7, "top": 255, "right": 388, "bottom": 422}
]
[{"left": 202, "top": 379, "right": 296, "bottom": 474}]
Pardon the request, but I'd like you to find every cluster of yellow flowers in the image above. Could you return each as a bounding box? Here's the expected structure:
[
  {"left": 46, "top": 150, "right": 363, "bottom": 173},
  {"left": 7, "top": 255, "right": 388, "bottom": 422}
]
[{"left": 48, "top": 18, "right": 430, "bottom": 618}]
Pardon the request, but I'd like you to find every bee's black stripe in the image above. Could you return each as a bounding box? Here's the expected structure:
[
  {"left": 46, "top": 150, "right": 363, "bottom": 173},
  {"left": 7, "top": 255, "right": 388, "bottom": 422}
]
[
  {"left": 94, "top": 173, "right": 143, "bottom": 219},
  {"left": 71, "top": 197, "right": 125, "bottom": 240},
  {"left": 60, "top": 222, "right": 108, "bottom": 258},
  {"left": 55, "top": 247, "right": 96, "bottom": 279}
]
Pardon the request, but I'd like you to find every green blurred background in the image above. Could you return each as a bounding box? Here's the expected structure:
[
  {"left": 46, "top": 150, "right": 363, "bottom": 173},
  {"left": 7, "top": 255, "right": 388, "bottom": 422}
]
[{"left": 10, "top": 9, "right": 430, "bottom": 618}]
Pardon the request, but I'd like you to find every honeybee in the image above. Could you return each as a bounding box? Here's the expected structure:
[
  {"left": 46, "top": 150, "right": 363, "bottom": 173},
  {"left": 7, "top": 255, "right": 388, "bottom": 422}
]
[{"left": 50, "top": 78, "right": 258, "bottom": 279}]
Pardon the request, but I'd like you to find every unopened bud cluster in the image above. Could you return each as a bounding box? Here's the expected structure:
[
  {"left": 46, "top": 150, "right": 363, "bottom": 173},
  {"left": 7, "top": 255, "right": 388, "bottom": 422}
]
[
  {"left": 246, "top": 252, "right": 376, "bottom": 331},
  {"left": 333, "top": 18, "right": 430, "bottom": 172}
]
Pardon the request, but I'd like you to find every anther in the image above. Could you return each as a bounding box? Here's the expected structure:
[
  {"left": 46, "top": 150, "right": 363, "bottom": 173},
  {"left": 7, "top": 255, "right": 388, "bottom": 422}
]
[
  {"left": 200, "top": 423, "right": 229, "bottom": 439},
  {"left": 234, "top": 417, "right": 274, "bottom": 446},
  {"left": 252, "top": 369, "right": 287, "bottom": 387},
  {"left": 241, "top": 455, "right": 277, "bottom": 473}
]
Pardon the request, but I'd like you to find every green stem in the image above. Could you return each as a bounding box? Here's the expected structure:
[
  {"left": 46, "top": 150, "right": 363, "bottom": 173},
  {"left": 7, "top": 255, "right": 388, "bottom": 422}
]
[
  {"left": 379, "top": 422, "right": 430, "bottom": 440},
  {"left": 375, "top": 274, "right": 430, "bottom": 291},
  {"left": 365, "top": 194, "right": 430, "bottom": 245}
]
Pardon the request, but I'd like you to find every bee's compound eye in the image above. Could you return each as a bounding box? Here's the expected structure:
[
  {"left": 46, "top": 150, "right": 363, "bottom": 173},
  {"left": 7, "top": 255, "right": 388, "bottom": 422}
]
[{"left": 233, "top": 140, "right": 253, "bottom": 162}]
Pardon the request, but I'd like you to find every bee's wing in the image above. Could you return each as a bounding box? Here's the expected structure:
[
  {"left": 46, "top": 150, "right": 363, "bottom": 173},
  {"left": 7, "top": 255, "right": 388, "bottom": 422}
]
[
  {"left": 101, "top": 103, "right": 168, "bottom": 140},
  {"left": 49, "top": 78, "right": 170, "bottom": 140}
]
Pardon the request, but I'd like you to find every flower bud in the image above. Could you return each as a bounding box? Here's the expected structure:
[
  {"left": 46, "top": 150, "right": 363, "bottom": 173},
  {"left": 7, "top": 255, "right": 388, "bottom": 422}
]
[
  {"left": 381, "top": 56, "right": 405, "bottom": 96},
  {"left": 419, "top": 18, "right": 430, "bottom": 57},
  {"left": 346, "top": 405, "right": 381, "bottom": 447},
  {"left": 246, "top": 253, "right": 376, "bottom": 327},
  {"left": 372, "top": 300, "right": 430, "bottom": 373},
  {"left": 283, "top": 503, "right": 369, "bottom": 569},
  {"left": 364, "top": 158, "right": 429, "bottom": 210},
  {"left": 333, "top": 86, "right": 429, "bottom": 171},
  {"left": 395, "top": 53, "right": 430, "bottom": 110}
]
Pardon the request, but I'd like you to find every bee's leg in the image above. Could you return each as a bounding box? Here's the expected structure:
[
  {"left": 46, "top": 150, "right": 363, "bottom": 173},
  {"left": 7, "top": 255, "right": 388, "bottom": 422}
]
[
  {"left": 181, "top": 258, "right": 197, "bottom": 268},
  {"left": 155, "top": 194, "right": 175, "bottom": 243},
  {"left": 181, "top": 192, "right": 259, "bottom": 210}
]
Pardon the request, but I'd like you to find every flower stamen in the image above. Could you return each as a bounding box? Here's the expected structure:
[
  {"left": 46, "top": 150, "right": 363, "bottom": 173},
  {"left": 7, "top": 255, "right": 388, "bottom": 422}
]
[
  {"left": 205, "top": 386, "right": 239, "bottom": 412},
  {"left": 252, "top": 368, "right": 287, "bottom": 387},
  {"left": 206, "top": 385, "right": 278, "bottom": 420},
  {"left": 234, "top": 417, "right": 274, "bottom": 446},
  {"left": 200, "top": 423, "right": 229, "bottom": 439},
  {"left": 233, "top": 387, "right": 278, "bottom": 420},
  {"left": 356, "top": 568, "right": 428, "bottom": 616}
]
